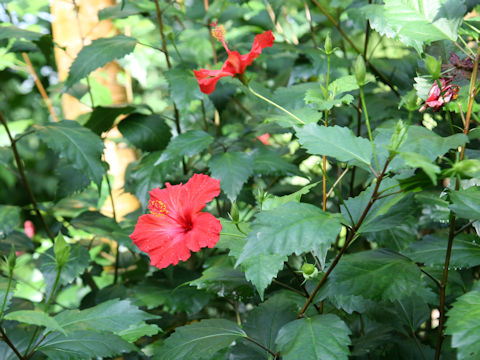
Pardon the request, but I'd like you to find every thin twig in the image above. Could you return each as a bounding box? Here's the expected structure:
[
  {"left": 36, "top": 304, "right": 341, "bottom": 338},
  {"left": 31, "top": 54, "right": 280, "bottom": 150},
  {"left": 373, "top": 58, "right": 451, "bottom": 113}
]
[
  {"left": 326, "top": 167, "right": 349, "bottom": 198},
  {"left": 244, "top": 336, "right": 278, "bottom": 358},
  {"left": 272, "top": 279, "right": 307, "bottom": 297},
  {"left": 0, "top": 327, "right": 25, "bottom": 360},
  {"left": 21, "top": 53, "right": 59, "bottom": 122},
  {"left": 0, "top": 111, "right": 55, "bottom": 242},
  {"left": 298, "top": 158, "right": 391, "bottom": 318}
]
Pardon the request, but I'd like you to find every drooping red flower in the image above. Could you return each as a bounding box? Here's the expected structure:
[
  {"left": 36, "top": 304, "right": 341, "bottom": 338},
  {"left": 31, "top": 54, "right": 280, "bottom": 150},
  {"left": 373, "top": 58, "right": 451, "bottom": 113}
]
[
  {"left": 194, "top": 22, "right": 275, "bottom": 94},
  {"left": 256, "top": 133, "right": 271, "bottom": 145},
  {"left": 419, "top": 77, "right": 459, "bottom": 112},
  {"left": 24, "top": 220, "right": 35, "bottom": 239},
  {"left": 130, "top": 174, "right": 222, "bottom": 269}
]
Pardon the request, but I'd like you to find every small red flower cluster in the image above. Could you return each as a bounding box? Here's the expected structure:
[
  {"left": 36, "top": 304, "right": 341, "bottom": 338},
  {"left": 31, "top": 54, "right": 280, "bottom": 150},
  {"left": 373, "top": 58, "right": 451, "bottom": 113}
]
[
  {"left": 194, "top": 22, "right": 274, "bottom": 94},
  {"left": 130, "top": 174, "right": 222, "bottom": 269},
  {"left": 420, "top": 77, "right": 459, "bottom": 112}
]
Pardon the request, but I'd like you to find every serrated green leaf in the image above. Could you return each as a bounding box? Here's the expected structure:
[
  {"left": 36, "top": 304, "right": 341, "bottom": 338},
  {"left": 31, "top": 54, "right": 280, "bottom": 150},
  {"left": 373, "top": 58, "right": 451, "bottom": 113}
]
[
  {"left": 84, "top": 105, "right": 136, "bottom": 135},
  {"left": 38, "top": 331, "right": 137, "bottom": 360},
  {"left": 262, "top": 182, "right": 319, "bottom": 211},
  {"left": 164, "top": 130, "right": 213, "bottom": 160},
  {"left": 296, "top": 124, "right": 372, "bottom": 165},
  {"left": 365, "top": 0, "right": 465, "bottom": 52},
  {"left": 275, "top": 314, "right": 351, "bottom": 360},
  {"left": 54, "top": 299, "right": 158, "bottom": 336},
  {"left": 209, "top": 152, "right": 253, "bottom": 200},
  {"left": 243, "top": 293, "right": 298, "bottom": 357},
  {"left": 330, "top": 249, "right": 427, "bottom": 302},
  {"left": 216, "top": 219, "right": 249, "bottom": 259},
  {"left": 445, "top": 287, "right": 480, "bottom": 359},
  {"left": 65, "top": 35, "right": 137, "bottom": 89},
  {"left": 0, "top": 25, "right": 43, "bottom": 41},
  {"left": 55, "top": 162, "right": 91, "bottom": 199},
  {"left": 449, "top": 187, "right": 480, "bottom": 220},
  {"left": 4, "top": 310, "right": 66, "bottom": 335},
  {"left": 154, "top": 319, "right": 246, "bottom": 360},
  {"left": 403, "top": 234, "right": 480, "bottom": 269},
  {"left": 0, "top": 205, "right": 20, "bottom": 237},
  {"left": 118, "top": 113, "right": 172, "bottom": 152},
  {"left": 117, "top": 322, "right": 161, "bottom": 342},
  {"left": 35, "top": 120, "right": 105, "bottom": 188},
  {"left": 242, "top": 253, "right": 287, "bottom": 300},
  {"left": 251, "top": 147, "right": 299, "bottom": 176},
  {"left": 237, "top": 202, "right": 342, "bottom": 297},
  {"left": 39, "top": 244, "right": 90, "bottom": 295},
  {"left": 165, "top": 68, "right": 204, "bottom": 109},
  {"left": 265, "top": 107, "right": 321, "bottom": 128},
  {"left": 400, "top": 152, "right": 440, "bottom": 185}
]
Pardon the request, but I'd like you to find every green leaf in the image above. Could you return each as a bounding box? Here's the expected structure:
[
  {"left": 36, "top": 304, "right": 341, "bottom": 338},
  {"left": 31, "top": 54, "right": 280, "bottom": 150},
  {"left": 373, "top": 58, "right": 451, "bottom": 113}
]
[
  {"left": 449, "top": 187, "right": 480, "bottom": 220},
  {"left": 84, "top": 105, "right": 136, "bottom": 135},
  {"left": 35, "top": 120, "right": 105, "bottom": 188},
  {"left": 54, "top": 299, "right": 158, "bottom": 334},
  {"left": 39, "top": 243, "right": 90, "bottom": 295},
  {"left": 296, "top": 124, "right": 372, "bottom": 165},
  {"left": 243, "top": 293, "right": 298, "bottom": 357},
  {"left": 65, "top": 35, "right": 137, "bottom": 89},
  {"left": 164, "top": 130, "right": 213, "bottom": 159},
  {"left": 265, "top": 107, "right": 321, "bottom": 128},
  {"left": 275, "top": 314, "right": 351, "bottom": 360},
  {"left": 445, "top": 287, "right": 480, "bottom": 359},
  {"left": 55, "top": 162, "right": 91, "bottom": 199},
  {"left": 0, "top": 205, "right": 20, "bottom": 237},
  {"left": 262, "top": 182, "right": 319, "bottom": 211},
  {"left": 400, "top": 152, "right": 440, "bottom": 185},
  {"left": 241, "top": 253, "right": 288, "bottom": 300},
  {"left": 154, "top": 319, "right": 247, "bottom": 360},
  {"left": 403, "top": 234, "right": 480, "bottom": 269},
  {"left": 365, "top": 0, "right": 465, "bottom": 53},
  {"left": 38, "top": 331, "right": 137, "bottom": 360},
  {"left": 165, "top": 68, "right": 204, "bottom": 109},
  {"left": 0, "top": 25, "right": 43, "bottom": 41},
  {"left": 209, "top": 152, "right": 254, "bottom": 200},
  {"left": 118, "top": 113, "right": 172, "bottom": 152},
  {"left": 330, "top": 249, "right": 427, "bottom": 302},
  {"left": 237, "top": 202, "right": 342, "bottom": 297},
  {"left": 117, "top": 322, "right": 161, "bottom": 342},
  {"left": 251, "top": 148, "right": 299, "bottom": 176},
  {"left": 4, "top": 311, "right": 66, "bottom": 335}
]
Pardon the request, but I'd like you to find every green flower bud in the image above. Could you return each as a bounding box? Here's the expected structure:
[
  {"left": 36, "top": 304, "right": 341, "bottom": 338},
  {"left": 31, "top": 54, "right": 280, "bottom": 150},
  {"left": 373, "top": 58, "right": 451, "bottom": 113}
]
[
  {"left": 230, "top": 202, "right": 240, "bottom": 224},
  {"left": 301, "top": 263, "right": 316, "bottom": 276},
  {"left": 425, "top": 54, "right": 441, "bottom": 80},
  {"left": 54, "top": 233, "right": 70, "bottom": 269},
  {"left": 324, "top": 32, "right": 332, "bottom": 54},
  {"left": 7, "top": 245, "right": 16, "bottom": 274},
  {"left": 445, "top": 159, "right": 480, "bottom": 179},
  {"left": 388, "top": 120, "right": 408, "bottom": 154},
  {"left": 354, "top": 56, "right": 366, "bottom": 87}
]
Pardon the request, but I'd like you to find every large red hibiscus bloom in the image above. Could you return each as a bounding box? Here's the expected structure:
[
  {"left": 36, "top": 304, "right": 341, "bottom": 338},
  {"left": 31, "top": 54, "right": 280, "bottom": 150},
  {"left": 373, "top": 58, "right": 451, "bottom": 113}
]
[
  {"left": 130, "top": 174, "right": 222, "bottom": 269},
  {"left": 194, "top": 22, "right": 274, "bottom": 94}
]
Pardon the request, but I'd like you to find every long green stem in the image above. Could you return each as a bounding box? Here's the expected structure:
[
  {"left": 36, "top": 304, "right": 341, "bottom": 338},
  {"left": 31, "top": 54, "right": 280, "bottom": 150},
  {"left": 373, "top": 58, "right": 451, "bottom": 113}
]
[
  {"left": 0, "top": 276, "right": 13, "bottom": 319},
  {"left": 359, "top": 86, "right": 379, "bottom": 172},
  {"left": 247, "top": 84, "right": 304, "bottom": 125},
  {"left": 24, "top": 266, "right": 62, "bottom": 358}
]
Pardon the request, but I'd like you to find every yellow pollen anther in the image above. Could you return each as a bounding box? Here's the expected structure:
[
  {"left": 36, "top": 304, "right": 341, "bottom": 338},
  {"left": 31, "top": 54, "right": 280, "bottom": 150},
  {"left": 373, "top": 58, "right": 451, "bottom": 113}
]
[
  {"left": 211, "top": 24, "right": 226, "bottom": 42},
  {"left": 149, "top": 200, "right": 168, "bottom": 216}
]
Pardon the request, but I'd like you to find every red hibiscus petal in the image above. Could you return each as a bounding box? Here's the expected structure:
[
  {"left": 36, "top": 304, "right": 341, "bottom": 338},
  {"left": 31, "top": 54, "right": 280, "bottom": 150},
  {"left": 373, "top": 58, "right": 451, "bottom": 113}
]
[
  {"left": 183, "top": 173, "right": 221, "bottom": 214},
  {"left": 183, "top": 212, "right": 222, "bottom": 252},
  {"left": 240, "top": 30, "right": 275, "bottom": 68},
  {"left": 194, "top": 68, "right": 234, "bottom": 94}
]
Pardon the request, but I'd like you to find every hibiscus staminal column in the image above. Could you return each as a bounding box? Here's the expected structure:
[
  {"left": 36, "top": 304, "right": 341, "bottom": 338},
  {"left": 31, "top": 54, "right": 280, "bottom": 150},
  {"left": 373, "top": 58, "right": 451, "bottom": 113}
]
[{"left": 130, "top": 174, "right": 222, "bottom": 269}]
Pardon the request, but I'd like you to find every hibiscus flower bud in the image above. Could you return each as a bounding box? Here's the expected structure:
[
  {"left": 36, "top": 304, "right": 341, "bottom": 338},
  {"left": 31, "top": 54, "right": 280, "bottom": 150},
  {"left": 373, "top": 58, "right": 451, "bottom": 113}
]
[
  {"left": 230, "top": 202, "right": 240, "bottom": 224},
  {"left": 354, "top": 56, "right": 366, "bottom": 87},
  {"left": 54, "top": 233, "right": 70, "bottom": 269},
  {"left": 301, "top": 263, "right": 316, "bottom": 276},
  {"left": 324, "top": 31, "right": 333, "bottom": 55},
  {"left": 7, "top": 244, "right": 16, "bottom": 274}
]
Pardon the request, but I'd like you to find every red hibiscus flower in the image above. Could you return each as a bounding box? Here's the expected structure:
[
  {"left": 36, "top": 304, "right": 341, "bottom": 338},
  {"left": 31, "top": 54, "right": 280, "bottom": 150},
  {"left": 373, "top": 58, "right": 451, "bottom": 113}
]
[
  {"left": 419, "top": 77, "right": 459, "bottom": 112},
  {"left": 130, "top": 174, "right": 222, "bottom": 269},
  {"left": 194, "top": 22, "right": 275, "bottom": 94}
]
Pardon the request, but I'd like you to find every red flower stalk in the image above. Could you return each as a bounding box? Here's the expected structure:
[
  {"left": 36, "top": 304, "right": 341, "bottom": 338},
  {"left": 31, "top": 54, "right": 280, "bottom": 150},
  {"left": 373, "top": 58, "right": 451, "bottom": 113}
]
[
  {"left": 130, "top": 174, "right": 222, "bottom": 269},
  {"left": 194, "top": 22, "right": 275, "bottom": 94},
  {"left": 419, "top": 77, "right": 459, "bottom": 112}
]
